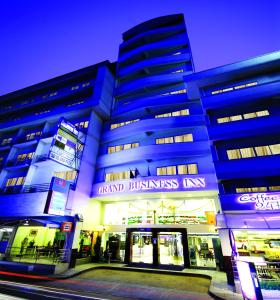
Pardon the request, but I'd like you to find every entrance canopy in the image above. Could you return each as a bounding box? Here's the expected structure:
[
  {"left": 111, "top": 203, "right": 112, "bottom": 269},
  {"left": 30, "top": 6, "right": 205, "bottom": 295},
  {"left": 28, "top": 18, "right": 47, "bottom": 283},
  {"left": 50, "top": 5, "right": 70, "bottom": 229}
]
[{"left": 216, "top": 211, "right": 280, "bottom": 230}]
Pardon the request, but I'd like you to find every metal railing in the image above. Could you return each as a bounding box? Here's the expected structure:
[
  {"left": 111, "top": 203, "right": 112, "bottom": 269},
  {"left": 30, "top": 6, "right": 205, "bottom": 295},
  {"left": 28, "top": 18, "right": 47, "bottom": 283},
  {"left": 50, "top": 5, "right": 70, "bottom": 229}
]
[
  {"left": 0, "top": 183, "right": 50, "bottom": 195},
  {"left": 5, "top": 246, "right": 71, "bottom": 264}
]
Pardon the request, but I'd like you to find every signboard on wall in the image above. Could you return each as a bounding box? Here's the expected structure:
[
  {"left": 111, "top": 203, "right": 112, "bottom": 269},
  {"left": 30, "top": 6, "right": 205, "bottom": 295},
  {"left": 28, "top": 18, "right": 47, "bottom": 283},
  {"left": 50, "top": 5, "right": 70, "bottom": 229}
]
[
  {"left": 221, "top": 192, "right": 280, "bottom": 211},
  {"left": 49, "top": 118, "right": 79, "bottom": 169},
  {"left": 44, "top": 177, "right": 71, "bottom": 216},
  {"left": 92, "top": 174, "right": 218, "bottom": 197}
]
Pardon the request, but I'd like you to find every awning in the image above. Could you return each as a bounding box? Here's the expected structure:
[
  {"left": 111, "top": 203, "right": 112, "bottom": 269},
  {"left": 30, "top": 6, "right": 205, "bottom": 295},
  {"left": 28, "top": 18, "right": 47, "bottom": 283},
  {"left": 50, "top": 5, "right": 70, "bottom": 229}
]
[{"left": 216, "top": 211, "right": 280, "bottom": 230}]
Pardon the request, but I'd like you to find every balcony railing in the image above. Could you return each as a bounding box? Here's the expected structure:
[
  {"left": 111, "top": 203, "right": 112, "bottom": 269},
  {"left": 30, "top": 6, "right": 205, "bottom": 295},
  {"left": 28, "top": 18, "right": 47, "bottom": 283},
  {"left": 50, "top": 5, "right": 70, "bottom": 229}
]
[
  {"left": 0, "top": 183, "right": 50, "bottom": 195},
  {"left": 5, "top": 158, "right": 32, "bottom": 167}
]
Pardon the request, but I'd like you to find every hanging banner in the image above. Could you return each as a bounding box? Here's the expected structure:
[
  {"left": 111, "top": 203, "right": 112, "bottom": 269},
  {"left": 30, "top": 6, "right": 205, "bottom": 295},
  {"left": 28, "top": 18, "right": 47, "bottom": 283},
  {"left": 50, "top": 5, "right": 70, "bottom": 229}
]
[{"left": 49, "top": 118, "right": 79, "bottom": 169}]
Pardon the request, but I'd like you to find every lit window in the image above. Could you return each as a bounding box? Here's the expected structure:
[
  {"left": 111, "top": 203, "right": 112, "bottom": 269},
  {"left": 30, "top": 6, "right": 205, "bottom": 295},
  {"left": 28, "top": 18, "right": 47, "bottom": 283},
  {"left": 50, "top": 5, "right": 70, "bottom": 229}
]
[
  {"left": 157, "top": 163, "right": 198, "bottom": 176},
  {"left": 108, "top": 143, "right": 139, "bottom": 154},
  {"left": 71, "top": 86, "right": 79, "bottom": 90},
  {"left": 17, "top": 152, "right": 34, "bottom": 162},
  {"left": 6, "top": 176, "right": 26, "bottom": 186},
  {"left": 236, "top": 187, "right": 267, "bottom": 193},
  {"left": 82, "top": 82, "right": 90, "bottom": 88},
  {"left": 49, "top": 92, "right": 57, "bottom": 97},
  {"left": 155, "top": 109, "right": 189, "bottom": 118},
  {"left": 105, "top": 171, "right": 132, "bottom": 182},
  {"left": 67, "top": 100, "right": 84, "bottom": 107},
  {"left": 110, "top": 119, "right": 139, "bottom": 130},
  {"left": 1, "top": 138, "right": 12, "bottom": 146},
  {"left": 217, "top": 110, "right": 269, "bottom": 124},
  {"left": 35, "top": 110, "right": 50, "bottom": 116},
  {"left": 211, "top": 81, "right": 258, "bottom": 95},
  {"left": 54, "top": 170, "right": 77, "bottom": 181},
  {"left": 26, "top": 131, "right": 42, "bottom": 141}
]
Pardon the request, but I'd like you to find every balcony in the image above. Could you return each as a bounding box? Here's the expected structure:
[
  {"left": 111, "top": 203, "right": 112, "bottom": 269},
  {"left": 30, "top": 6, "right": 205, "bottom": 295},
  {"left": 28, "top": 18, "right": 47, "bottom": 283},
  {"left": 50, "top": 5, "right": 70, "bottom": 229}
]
[
  {"left": 208, "top": 115, "right": 280, "bottom": 141},
  {"left": 5, "top": 158, "right": 33, "bottom": 168},
  {"left": 96, "top": 141, "right": 211, "bottom": 168},
  {"left": 202, "top": 80, "right": 280, "bottom": 110},
  {"left": 214, "top": 155, "right": 280, "bottom": 180}
]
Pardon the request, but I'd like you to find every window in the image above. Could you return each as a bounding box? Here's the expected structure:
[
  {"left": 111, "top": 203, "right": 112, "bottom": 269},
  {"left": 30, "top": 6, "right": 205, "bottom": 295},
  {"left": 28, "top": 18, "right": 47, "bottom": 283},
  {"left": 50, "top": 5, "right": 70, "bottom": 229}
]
[
  {"left": 157, "top": 163, "right": 198, "bottom": 176},
  {"left": 172, "top": 69, "right": 184, "bottom": 74},
  {"left": 75, "top": 121, "right": 89, "bottom": 129},
  {"left": 35, "top": 110, "right": 50, "bottom": 116},
  {"left": 110, "top": 119, "right": 139, "bottom": 130},
  {"left": 269, "top": 186, "right": 280, "bottom": 191},
  {"left": 217, "top": 110, "right": 269, "bottom": 124},
  {"left": 236, "top": 187, "right": 267, "bottom": 193},
  {"left": 161, "top": 89, "right": 187, "bottom": 96},
  {"left": 67, "top": 100, "right": 84, "bottom": 107},
  {"left": 227, "top": 143, "right": 280, "bottom": 160},
  {"left": 1, "top": 138, "right": 12, "bottom": 146},
  {"left": 54, "top": 170, "right": 77, "bottom": 181},
  {"left": 211, "top": 81, "right": 258, "bottom": 95},
  {"left": 105, "top": 170, "right": 133, "bottom": 182},
  {"left": 17, "top": 152, "right": 34, "bottom": 162},
  {"left": 156, "top": 133, "right": 193, "bottom": 144},
  {"left": 6, "top": 176, "right": 26, "bottom": 186},
  {"left": 26, "top": 131, "right": 42, "bottom": 141},
  {"left": 49, "top": 92, "right": 57, "bottom": 97},
  {"left": 82, "top": 82, "right": 90, "bottom": 88},
  {"left": 155, "top": 109, "right": 189, "bottom": 118},
  {"left": 71, "top": 85, "right": 79, "bottom": 91},
  {"left": 108, "top": 142, "right": 139, "bottom": 154}
]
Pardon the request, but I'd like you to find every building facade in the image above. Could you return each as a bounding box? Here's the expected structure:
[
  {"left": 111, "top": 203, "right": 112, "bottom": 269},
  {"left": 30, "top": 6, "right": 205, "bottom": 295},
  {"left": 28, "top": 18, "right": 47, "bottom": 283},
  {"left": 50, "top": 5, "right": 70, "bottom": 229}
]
[
  {"left": 91, "top": 14, "right": 220, "bottom": 269},
  {"left": 185, "top": 51, "right": 280, "bottom": 282},
  {"left": 0, "top": 62, "right": 115, "bottom": 273}
]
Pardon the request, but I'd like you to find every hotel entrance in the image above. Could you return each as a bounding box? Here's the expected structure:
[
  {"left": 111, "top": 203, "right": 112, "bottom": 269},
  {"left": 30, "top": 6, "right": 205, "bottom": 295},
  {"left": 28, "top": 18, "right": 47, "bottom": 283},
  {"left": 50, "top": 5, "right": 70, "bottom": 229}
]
[{"left": 125, "top": 228, "right": 189, "bottom": 269}]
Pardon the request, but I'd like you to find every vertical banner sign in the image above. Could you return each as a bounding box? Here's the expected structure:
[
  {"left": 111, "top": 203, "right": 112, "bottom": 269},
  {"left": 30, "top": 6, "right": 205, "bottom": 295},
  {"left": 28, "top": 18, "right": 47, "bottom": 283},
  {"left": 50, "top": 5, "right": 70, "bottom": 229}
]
[
  {"left": 49, "top": 118, "right": 79, "bottom": 169},
  {"left": 44, "top": 177, "right": 71, "bottom": 216}
]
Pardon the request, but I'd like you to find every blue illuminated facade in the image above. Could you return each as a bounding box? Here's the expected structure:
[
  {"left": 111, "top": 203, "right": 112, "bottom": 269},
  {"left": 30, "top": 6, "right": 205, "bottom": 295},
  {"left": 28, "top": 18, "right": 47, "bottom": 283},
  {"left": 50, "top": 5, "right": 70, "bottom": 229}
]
[
  {"left": 185, "top": 51, "right": 280, "bottom": 283},
  {"left": 1, "top": 13, "right": 279, "bottom": 276}
]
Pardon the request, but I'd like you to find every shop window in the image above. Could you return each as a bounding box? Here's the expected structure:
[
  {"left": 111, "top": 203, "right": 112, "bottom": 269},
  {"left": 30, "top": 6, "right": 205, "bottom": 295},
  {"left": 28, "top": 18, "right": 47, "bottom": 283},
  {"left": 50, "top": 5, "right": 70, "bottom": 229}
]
[{"left": 110, "top": 119, "right": 139, "bottom": 130}]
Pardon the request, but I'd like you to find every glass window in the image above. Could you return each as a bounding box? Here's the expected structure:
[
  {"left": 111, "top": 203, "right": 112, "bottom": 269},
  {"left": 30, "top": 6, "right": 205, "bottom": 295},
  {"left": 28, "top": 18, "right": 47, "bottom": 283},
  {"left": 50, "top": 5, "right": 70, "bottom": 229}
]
[
  {"left": 240, "top": 147, "right": 255, "bottom": 158},
  {"left": 270, "top": 144, "right": 280, "bottom": 155},
  {"left": 255, "top": 146, "right": 272, "bottom": 156}
]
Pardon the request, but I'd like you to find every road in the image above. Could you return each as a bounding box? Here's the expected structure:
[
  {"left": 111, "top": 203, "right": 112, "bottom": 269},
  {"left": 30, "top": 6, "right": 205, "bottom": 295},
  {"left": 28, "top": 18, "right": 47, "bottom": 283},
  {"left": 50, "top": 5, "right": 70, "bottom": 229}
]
[{"left": 0, "top": 269, "right": 213, "bottom": 300}]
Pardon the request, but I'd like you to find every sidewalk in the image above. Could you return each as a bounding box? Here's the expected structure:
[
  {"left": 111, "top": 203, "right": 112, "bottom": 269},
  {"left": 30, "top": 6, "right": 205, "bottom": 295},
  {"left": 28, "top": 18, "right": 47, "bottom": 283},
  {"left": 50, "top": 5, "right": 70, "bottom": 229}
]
[{"left": 52, "top": 263, "right": 243, "bottom": 300}]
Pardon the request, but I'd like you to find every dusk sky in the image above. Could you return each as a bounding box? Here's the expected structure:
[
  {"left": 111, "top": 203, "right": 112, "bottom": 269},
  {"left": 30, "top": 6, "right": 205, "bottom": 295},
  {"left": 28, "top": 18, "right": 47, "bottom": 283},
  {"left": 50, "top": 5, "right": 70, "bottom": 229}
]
[{"left": 1, "top": 0, "right": 279, "bottom": 95}]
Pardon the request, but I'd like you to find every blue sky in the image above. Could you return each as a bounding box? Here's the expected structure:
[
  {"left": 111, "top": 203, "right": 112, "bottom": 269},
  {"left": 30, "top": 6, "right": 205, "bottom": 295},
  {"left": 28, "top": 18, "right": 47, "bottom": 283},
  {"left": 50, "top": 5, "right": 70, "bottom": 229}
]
[{"left": 1, "top": 0, "right": 279, "bottom": 95}]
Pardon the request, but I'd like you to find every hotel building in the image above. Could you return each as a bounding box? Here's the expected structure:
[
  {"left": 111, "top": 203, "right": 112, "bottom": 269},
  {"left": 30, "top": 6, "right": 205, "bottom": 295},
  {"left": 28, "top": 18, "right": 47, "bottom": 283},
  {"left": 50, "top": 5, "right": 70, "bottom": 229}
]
[
  {"left": 92, "top": 14, "right": 220, "bottom": 269},
  {"left": 185, "top": 51, "right": 280, "bottom": 282}
]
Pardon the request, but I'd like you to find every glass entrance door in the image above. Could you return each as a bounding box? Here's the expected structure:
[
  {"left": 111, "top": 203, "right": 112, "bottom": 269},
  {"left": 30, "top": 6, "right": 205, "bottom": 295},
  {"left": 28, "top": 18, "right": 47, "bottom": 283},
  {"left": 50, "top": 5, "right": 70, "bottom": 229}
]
[
  {"left": 158, "top": 232, "right": 184, "bottom": 266},
  {"left": 125, "top": 228, "right": 189, "bottom": 268},
  {"left": 131, "top": 231, "right": 153, "bottom": 264}
]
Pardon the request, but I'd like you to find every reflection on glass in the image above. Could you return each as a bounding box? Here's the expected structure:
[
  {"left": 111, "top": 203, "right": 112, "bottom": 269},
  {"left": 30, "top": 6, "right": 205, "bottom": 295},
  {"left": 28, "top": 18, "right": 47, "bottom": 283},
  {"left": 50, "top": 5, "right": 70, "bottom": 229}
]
[
  {"left": 158, "top": 232, "right": 184, "bottom": 265},
  {"left": 131, "top": 232, "right": 153, "bottom": 264},
  {"left": 188, "top": 235, "right": 216, "bottom": 268}
]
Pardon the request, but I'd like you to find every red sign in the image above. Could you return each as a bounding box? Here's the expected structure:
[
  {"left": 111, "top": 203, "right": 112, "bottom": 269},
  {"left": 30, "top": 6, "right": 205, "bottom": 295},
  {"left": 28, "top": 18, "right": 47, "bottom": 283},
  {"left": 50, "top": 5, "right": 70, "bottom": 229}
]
[{"left": 61, "top": 222, "right": 73, "bottom": 232}]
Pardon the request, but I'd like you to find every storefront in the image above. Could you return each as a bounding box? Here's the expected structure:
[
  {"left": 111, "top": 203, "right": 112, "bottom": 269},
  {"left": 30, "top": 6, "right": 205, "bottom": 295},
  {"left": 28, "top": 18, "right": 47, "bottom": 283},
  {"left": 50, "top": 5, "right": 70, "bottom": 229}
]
[
  {"left": 0, "top": 216, "right": 76, "bottom": 265},
  {"left": 90, "top": 174, "right": 221, "bottom": 269}
]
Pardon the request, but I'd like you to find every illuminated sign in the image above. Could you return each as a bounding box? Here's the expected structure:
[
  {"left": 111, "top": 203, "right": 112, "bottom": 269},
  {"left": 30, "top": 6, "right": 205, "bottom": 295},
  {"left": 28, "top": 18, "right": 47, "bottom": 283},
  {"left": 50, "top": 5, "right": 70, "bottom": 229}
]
[
  {"left": 92, "top": 175, "right": 216, "bottom": 197},
  {"left": 49, "top": 118, "right": 79, "bottom": 169},
  {"left": 61, "top": 222, "right": 73, "bottom": 232},
  {"left": 221, "top": 192, "right": 280, "bottom": 211},
  {"left": 238, "top": 193, "right": 280, "bottom": 210},
  {"left": 44, "top": 177, "right": 71, "bottom": 216}
]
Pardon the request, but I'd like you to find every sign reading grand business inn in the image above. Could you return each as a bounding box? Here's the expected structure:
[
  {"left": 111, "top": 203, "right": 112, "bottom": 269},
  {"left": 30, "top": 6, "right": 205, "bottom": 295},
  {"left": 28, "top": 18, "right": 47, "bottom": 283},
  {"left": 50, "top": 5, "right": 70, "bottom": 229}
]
[
  {"left": 49, "top": 118, "right": 79, "bottom": 169},
  {"left": 92, "top": 174, "right": 218, "bottom": 197}
]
